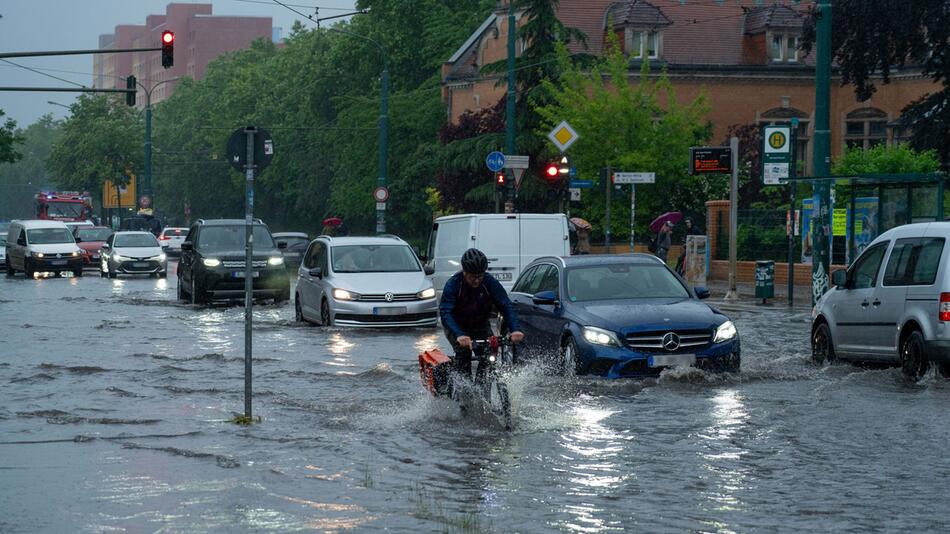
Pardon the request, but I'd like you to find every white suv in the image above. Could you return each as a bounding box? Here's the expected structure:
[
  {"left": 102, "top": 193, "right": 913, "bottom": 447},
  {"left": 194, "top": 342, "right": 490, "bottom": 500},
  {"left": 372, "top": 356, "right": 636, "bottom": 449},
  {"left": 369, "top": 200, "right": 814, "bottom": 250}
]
[
  {"left": 812, "top": 222, "right": 950, "bottom": 381},
  {"left": 294, "top": 235, "right": 438, "bottom": 327}
]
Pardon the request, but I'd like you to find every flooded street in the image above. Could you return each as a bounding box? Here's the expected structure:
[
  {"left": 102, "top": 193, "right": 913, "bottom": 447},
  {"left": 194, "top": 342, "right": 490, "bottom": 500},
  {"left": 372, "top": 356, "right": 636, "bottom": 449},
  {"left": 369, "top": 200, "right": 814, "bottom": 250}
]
[{"left": 3, "top": 266, "right": 950, "bottom": 533}]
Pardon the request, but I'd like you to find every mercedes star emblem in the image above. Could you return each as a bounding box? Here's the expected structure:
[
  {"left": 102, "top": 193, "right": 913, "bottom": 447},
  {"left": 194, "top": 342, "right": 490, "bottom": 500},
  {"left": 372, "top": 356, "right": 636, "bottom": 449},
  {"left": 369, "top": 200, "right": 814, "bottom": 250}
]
[{"left": 662, "top": 332, "right": 680, "bottom": 352}]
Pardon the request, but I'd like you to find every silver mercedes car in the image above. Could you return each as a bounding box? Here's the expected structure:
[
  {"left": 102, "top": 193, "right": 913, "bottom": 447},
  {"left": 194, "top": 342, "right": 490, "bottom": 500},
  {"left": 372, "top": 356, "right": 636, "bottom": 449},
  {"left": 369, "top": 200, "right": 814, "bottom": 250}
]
[{"left": 294, "top": 235, "right": 437, "bottom": 327}]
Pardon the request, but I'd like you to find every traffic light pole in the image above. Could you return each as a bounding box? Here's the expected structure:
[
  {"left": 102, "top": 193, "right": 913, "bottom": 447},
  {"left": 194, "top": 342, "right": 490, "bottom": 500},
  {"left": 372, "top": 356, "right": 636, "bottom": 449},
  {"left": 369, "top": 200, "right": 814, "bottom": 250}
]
[
  {"left": 135, "top": 77, "right": 179, "bottom": 211},
  {"left": 505, "top": 2, "right": 517, "bottom": 206}
]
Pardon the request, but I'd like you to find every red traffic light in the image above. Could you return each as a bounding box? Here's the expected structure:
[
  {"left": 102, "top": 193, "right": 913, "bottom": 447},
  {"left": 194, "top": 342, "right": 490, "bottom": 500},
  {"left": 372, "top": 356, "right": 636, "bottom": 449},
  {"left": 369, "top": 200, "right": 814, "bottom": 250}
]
[
  {"left": 162, "top": 31, "right": 174, "bottom": 44},
  {"left": 161, "top": 31, "right": 174, "bottom": 68},
  {"left": 545, "top": 164, "right": 559, "bottom": 179},
  {"left": 496, "top": 172, "right": 506, "bottom": 184}
]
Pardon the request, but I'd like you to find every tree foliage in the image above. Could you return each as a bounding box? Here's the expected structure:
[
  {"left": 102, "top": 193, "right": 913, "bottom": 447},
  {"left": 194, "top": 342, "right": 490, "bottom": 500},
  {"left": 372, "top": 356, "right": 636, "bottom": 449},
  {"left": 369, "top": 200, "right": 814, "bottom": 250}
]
[
  {"left": 801, "top": 1, "right": 950, "bottom": 167},
  {"left": 0, "top": 114, "right": 60, "bottom": 219},
  {"left": 831, "top": 144, "right": 941, "bottom": 176},
  {"left": 534, "top": 39, "right": 712, "bottom": 242},
  {"left": 0, "top": 109, "right": 24, "bottom": 164}
]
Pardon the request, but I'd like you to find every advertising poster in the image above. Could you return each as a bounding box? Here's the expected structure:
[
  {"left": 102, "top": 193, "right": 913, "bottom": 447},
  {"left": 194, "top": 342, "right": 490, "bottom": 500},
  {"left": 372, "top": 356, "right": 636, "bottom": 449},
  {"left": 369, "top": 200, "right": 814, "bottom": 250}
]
[
  {"left": 801, "top": 198, "right": 813, "bottom": 265},
  {"left": 851, "top": 197, "right": 879, "bottom": 260}
]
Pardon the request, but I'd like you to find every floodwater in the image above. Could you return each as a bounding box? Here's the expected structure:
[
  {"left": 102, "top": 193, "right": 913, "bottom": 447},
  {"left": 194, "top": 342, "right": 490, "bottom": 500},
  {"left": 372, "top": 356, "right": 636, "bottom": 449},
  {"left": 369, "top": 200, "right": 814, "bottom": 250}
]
[{"left": 2, "top": 265, "right": 950, "bottom": 533}]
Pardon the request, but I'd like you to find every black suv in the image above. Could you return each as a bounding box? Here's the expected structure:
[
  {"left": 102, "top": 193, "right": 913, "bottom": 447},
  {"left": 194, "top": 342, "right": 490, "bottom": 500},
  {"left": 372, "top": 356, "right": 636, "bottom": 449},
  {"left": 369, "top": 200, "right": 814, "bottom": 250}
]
[{"left": 177, "top": 219, "right": 290, "bottom": 304}]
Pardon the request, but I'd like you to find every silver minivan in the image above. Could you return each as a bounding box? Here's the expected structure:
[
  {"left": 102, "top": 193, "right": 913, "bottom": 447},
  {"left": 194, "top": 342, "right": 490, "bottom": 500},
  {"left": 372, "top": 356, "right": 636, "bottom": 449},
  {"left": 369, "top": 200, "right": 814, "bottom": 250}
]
[
  {"left": 811, "top": 222, "right": 950, "bottom": 381},
  {"left": 5, "top": 220, "right": 84, "bottom": 278},
  {"left": 294, "top": 235, "right": 438, "bottom": 327}
]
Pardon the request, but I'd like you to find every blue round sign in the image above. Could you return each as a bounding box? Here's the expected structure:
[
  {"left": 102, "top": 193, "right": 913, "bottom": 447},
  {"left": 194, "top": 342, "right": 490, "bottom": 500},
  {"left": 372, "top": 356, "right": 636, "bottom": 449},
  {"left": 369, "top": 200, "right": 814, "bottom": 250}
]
[{"left": 486, "top": 151, "right": 505, "bottom": 172}]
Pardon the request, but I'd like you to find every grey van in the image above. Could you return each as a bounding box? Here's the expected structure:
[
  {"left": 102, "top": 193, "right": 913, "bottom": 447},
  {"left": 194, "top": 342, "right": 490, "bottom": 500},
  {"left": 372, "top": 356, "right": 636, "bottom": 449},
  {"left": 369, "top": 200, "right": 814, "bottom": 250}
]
[{"left": 811, "top": 222, "right": 950, "bottom": 381}]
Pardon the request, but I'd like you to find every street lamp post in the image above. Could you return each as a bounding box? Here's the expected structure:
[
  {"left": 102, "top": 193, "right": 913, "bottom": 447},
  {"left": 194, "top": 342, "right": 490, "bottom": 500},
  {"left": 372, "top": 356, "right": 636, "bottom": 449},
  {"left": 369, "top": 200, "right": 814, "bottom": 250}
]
[
  {"left": 329, "top": 28, "right": 389, "bottom": 234},
  {"left": 134, "top": 77, "right": 178, "bottom": 211}
]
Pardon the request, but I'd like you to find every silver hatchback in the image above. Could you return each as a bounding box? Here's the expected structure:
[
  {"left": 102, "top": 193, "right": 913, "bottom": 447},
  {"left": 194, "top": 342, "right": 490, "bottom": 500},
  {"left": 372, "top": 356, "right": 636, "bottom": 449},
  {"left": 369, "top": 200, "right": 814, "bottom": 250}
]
[
  {"left": 812, "top": 222, "right": 950, "bottom": 381},
  {"left": 294, "top": 235, "right": 437, "bottom": 327}
]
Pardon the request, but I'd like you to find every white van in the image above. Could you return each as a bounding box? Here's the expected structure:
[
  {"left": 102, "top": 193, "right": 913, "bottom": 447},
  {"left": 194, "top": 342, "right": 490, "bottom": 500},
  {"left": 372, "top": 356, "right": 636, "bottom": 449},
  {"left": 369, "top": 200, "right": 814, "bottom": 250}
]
[
  {"left": 5, "top": 220, "right": 84, "bottom": 277},
  {"left": 425, "top": 213, "right": 570, "bottom": 294}
]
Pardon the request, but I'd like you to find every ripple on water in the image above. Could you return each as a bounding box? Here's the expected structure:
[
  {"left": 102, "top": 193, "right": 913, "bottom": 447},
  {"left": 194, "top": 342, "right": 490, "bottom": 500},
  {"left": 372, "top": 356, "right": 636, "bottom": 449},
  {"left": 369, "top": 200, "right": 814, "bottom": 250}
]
[{"left": 37, "top": 363, "right": 111, "bottom": 375}]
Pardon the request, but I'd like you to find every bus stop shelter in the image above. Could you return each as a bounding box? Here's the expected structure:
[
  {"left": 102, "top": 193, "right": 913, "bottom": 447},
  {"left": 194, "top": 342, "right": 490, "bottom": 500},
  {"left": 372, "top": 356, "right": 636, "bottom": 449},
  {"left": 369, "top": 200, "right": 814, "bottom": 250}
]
[{"left": 788, "top": 173, "right": 946, "bottom": 265}]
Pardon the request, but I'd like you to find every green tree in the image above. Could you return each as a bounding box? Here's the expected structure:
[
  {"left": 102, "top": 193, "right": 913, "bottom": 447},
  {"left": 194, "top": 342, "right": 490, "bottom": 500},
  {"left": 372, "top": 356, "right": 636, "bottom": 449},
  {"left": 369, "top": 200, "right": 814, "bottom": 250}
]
[
  {"left": 0, "top": 109, "right": 24, "bottom": 164},
  {"left": 46, "top": 94, "right": 143, "bottom": 206},
  {"left": 801, "top": 1, "right": 950, "bottom": 167},
  {"left": 534, "top": 39, "right": 712, "bottom": 243},
  {"left": 0, "top": 114, "right": 61, "bottom": 219},
  {"left": 831, "top": 144, "right": 941, "bottom": 175}
]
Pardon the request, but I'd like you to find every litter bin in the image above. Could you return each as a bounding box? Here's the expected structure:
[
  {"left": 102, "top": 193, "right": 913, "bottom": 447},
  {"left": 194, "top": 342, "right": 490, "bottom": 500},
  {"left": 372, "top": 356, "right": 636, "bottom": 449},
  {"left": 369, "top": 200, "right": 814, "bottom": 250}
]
[{"left": 755, "top": 260, "right": 775, "bottom": 302}]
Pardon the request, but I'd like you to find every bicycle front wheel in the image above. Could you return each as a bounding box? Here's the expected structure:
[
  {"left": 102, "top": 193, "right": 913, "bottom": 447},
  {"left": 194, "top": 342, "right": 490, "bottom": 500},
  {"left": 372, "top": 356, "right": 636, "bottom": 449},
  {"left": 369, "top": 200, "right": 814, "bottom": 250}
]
[{"left": 487, "top": 379, "right": 512, "bottom": 431}]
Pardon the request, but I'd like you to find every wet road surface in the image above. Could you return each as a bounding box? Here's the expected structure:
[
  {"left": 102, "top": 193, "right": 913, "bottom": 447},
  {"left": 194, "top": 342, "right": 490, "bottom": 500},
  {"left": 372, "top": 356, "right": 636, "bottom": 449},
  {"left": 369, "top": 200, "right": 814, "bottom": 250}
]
[{"left": 2, "top": 265, "right": 950, "bottom": 532}]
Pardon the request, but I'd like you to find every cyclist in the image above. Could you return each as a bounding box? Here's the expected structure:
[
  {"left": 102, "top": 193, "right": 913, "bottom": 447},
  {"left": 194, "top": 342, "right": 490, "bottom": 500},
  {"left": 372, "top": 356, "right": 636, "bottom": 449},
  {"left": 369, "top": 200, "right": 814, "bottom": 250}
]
[{"left": 439, "top": 248, "right": 524, "bottom": 380}]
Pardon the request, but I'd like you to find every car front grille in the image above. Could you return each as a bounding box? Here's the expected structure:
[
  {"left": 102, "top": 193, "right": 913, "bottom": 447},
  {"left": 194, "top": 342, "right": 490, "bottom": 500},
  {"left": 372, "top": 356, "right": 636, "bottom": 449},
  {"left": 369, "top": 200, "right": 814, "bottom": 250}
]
[
  {"left": 357, "top": 292, "right": 420, "bottom": 302},
  {"left": 335, "top": 312, "right": 437, "bottom": 323},
  {"left": 624, "top": 329, "right": 712, "bottom": 353},
  {"left": 222, "top": 260, "right": 267, "bottom": 269}
]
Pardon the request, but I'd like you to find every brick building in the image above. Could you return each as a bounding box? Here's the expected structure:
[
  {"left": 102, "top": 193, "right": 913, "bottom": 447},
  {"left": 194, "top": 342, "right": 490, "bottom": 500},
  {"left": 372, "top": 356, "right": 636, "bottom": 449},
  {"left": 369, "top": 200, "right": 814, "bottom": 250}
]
[
  {"left": 441, "top": 0, "right": 939, "bottom": 173},
  {"left": 93, "top": 3, "right": 274, "bottom": 106}
]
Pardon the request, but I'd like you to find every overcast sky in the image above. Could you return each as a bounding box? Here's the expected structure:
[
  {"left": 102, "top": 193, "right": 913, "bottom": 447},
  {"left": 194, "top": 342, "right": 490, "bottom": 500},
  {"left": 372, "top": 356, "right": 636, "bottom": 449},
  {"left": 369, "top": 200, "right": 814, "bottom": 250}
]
[{"left": 0, "top": 0, "right": 356, "bottom": 128}]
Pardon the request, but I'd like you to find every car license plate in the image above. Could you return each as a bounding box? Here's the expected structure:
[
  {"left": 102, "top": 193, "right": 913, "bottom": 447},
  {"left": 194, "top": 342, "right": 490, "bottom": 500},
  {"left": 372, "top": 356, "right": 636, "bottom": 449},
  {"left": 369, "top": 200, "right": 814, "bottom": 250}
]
[
  {"left": 493, "top": 272, "right": 512, "bottom": 281},
  {"left": 133, "top": 262, "right": 149, "bottom": 267},
  {"left": 373, "top": 306, "right": 407, "bottom": 316},
  {"left": 92, "top": 255, "right": 99, "bottom": 260},
  {"left": 51, "top": 260, "right": 67, "bottom": 266},
  {"left": 233, "top": 271, "right": 260, "bottom": 278},
  {"left": 648, "top": 354, "right": 696, "bottom": 368}
]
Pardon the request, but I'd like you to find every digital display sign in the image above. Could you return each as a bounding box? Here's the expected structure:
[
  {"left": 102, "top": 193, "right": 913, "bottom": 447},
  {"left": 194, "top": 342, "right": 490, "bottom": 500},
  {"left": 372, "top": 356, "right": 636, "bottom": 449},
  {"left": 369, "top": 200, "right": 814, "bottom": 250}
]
[{"left": 689, "top": 147, "right": 732, "bottom": 175}]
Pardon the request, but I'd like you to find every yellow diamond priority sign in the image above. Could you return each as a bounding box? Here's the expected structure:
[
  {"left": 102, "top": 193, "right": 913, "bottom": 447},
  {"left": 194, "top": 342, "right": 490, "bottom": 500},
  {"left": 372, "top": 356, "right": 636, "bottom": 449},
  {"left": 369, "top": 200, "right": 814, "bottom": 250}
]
[{"left": 547, "top": 120, "right": 579, "bottom": 152}]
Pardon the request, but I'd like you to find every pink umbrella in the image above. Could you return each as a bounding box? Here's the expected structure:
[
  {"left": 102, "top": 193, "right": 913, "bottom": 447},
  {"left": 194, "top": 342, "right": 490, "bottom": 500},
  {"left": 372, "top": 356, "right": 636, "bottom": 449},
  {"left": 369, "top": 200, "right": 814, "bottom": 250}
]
[
  {"left": 649, "top": 211, "right": 682, "bottom": 233},
  {"left": 322, "top": 217, "right": 343, "bottom": 227}
]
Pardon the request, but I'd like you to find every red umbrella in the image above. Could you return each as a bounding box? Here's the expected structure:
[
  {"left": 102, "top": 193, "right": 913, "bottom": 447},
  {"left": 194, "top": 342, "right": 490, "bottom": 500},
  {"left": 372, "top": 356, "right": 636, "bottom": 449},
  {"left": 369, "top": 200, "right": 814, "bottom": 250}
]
[
  {"left": 649, "top": 211, "right": 682, "bottom": 233},
  {"left": 322, "top": 217, "right": 343, "bottom": 227}
]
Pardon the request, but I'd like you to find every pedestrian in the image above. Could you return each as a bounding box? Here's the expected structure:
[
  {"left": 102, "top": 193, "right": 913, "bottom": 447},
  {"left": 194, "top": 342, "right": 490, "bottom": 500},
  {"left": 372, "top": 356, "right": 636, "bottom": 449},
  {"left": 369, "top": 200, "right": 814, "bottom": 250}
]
[
  {"left": 655, "top": 220, "right": 673, "bottom": 262},
  {"left": 575, "top": 226, "right": 591, "bottom": 254}
]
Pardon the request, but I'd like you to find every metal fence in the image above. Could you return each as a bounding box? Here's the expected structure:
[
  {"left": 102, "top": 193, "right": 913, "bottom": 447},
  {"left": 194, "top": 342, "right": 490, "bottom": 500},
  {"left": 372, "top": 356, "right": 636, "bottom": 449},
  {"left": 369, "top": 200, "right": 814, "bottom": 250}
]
[{"left": 717, "top": 209, "right": 802, "bottom": 263}]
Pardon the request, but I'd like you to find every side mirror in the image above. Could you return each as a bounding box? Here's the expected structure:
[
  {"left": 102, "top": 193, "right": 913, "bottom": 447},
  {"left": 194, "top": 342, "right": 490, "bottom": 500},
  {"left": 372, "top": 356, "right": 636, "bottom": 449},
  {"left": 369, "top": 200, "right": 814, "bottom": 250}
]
[
  {"left": 277, "top": 241, "right": 288, "bottom": 249},
  {"left": 532, "top": 290, "right": 558, "bottom": 305},
  {"left": 694, "top": 287, "right": 710, "bottom": 300},
  {"left": 832, "top": 269, "right": 847, "bottom": 288},
  {"left": 181, "top": 241, "right": 193, "bottom": 251},
  {"left": 74, "top": 236, "right": 82, "bottom": 243},
  {"left": 101, "top": 243, "right": 110, "bottom": 249},
  {"left": 308, "top": 267, "right": 323, "bottom": 278},
  {"left": 424, "top": 265, "right": 435, "bottom": 276}
]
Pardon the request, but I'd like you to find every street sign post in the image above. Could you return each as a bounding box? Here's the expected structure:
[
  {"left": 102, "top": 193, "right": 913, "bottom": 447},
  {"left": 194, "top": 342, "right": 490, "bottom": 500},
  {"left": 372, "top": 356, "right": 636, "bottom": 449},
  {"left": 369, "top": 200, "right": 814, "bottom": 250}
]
[
  {"left": 504, "top": 155, "right": 529, "bottom": 190},
  {"left": 762, "top": 125, "right": 792, "bottom": 185},
  {"left": 569, "top": 179, "right": 594, "bottom": 188},
  {"left": 547, "top": 120, "right": 579, "bottom": 152},
  {"left": 486, "top": 151, "right": 505, "bottom": 172},
  {"left": 612, "top": 171, "right": 656, "bottom": 252},
  {"left": 227, "top": 127, "right": 274, "bottom": 173}
]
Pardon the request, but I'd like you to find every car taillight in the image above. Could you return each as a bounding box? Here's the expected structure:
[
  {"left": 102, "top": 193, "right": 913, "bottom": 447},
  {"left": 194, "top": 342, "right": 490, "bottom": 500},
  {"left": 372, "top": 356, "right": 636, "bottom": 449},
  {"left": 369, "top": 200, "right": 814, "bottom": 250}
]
[
  {"left": 159, "top": 235, "right": 169, "bottom": 240},
  {"left": 940, "top": 293, "right": 950, "bottom": 322}
]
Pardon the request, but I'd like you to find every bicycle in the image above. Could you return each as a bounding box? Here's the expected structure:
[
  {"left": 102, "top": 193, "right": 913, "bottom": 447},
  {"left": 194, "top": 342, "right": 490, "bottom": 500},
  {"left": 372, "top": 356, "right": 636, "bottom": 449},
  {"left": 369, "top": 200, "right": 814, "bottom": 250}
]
[{"left": 418, "top": 335, "right": 516, "bottom": 430}]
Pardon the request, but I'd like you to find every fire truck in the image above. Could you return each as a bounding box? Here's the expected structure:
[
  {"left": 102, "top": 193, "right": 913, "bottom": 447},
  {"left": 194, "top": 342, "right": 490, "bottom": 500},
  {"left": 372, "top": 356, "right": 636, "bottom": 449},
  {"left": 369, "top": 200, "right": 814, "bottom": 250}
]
[{"left": 34, "top": 192, "right": 94, "bottom": 222}]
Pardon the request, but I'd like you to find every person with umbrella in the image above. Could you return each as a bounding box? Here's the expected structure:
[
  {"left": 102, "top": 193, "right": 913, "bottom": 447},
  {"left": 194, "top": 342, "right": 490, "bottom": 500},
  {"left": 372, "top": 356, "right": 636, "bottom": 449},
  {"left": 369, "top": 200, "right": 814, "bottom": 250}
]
[
  {"left": 322, "top": 216, "right": 343, "bottom": 236},
  {"left": 569, "top": 217, "right": 592, "bottom": 255},
  {"left": 649, "top": 212, "right": 681, "bottom": 263}
]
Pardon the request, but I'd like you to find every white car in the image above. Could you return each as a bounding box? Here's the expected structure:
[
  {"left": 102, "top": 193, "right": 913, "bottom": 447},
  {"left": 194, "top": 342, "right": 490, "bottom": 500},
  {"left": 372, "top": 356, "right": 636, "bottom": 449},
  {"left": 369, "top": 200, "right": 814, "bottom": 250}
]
[
  {"left": 158, "top": 227, "right": 188, "bottom": 255},
  {"left": 100, "top": 231, "right": 167, "bottom": 278},
  {"left": 295, "top": 235, "right": 438, "bottom": 327},
  {"left": 0, "top": 233, "right": 6, "bottom": 266},
  {"left": 812, "top": 221, "right": 950, "bottom": 381},
  {"left": 5, "top": 220, "right": 84, "bottom": 277}
]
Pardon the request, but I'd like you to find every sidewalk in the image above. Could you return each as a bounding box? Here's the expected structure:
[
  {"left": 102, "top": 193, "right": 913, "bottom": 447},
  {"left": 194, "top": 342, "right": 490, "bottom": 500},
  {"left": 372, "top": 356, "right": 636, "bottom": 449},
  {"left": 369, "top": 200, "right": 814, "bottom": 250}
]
[{"left": 703, "top": 278, "right": 813, "bottom": 312}]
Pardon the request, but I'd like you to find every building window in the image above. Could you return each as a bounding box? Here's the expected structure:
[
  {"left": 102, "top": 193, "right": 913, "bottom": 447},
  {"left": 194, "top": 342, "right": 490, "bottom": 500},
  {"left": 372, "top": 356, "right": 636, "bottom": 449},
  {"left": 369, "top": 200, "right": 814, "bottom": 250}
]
[
  {"left": 844, "top": 108, "right": 888, "bottom": 149},
  {"left": 771, "top": 34, "right": 799, "bottom": 63},
  {"left": 625, "top": 28, "right": 659, "bottom": 60}
]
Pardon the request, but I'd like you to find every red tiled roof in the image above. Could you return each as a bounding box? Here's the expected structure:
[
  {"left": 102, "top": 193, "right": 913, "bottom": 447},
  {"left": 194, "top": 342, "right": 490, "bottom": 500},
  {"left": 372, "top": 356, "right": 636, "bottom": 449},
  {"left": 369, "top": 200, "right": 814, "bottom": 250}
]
[{"left": 557, "top": 0, "right": 810, "bottom": 65}]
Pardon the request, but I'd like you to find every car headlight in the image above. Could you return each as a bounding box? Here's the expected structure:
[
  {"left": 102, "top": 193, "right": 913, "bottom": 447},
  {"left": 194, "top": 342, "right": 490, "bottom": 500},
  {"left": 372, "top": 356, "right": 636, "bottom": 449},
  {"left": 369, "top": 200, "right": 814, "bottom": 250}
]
[
  {"left": 70, "top": 251, "right": 80, "bottom": 257},
  {"left": 333, "top": 288, "right": 359, "bottom": 301},
  {"left": 202, "top": 258, "right": 221, "bottom": 267},
  {"left": 713, "top": 320, "right": 738, "bottom": 343},
  {"left": 150, "top": 253, "right": 167, "bottom": 262},
  {"left": 417, "top": 287, "right": 436, "bottom": 299},
  {"left": 111, "top": 254, "right": 127, "bottom": 262},
  {"left": 268, "top": 256, "right": 284, "bottom": 266},
  {"left": 32, "top": 252, "right": 45, "bottom": 258},
  {"left": 582, "top": 326, "right": 621, "bottom": 347}
]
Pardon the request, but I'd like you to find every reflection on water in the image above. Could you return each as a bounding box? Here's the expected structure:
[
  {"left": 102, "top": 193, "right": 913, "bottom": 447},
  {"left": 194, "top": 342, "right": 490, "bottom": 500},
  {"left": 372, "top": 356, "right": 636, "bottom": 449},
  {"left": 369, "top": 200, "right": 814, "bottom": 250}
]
[{"left": 701, "top": 389, "right": 749, "bottom": 520}]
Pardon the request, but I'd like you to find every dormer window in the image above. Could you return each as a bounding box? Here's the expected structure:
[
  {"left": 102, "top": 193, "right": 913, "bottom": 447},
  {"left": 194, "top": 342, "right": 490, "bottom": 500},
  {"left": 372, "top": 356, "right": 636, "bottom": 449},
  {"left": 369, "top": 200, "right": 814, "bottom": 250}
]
[
  {"left": 771, "top": 34, "right": 799, "bottom": 63},
  {"left": 606, "top": 1, "right": 671, "bottom": 60},
  {"left": 626, "top": 28, "right": 659, "bottom": 60}
]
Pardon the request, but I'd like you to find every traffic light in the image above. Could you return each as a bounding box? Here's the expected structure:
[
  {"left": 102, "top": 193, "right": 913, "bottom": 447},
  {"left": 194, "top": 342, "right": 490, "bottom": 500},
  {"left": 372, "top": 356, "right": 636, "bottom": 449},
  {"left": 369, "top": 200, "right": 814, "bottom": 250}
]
[
  {"left": 495, "top": 171, "right": 506, "bottom": 192},
  {"left": 161, "top": 30, "right": 174, "bottom": 68},
  {"left": 543, "top": 156, "right": 571, "bottom": 189},
  {"left": 125, "top": 75, "right": 136, "bottom": 107}
]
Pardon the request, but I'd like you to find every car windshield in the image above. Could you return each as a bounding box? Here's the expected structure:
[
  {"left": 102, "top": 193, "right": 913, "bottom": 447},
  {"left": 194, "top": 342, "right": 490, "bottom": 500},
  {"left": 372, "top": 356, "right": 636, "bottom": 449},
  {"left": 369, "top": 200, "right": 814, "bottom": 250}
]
[
  {"left": 46, "top": 201, "right": 87, "bottom": 219},
  {"left": 0, "top": 235, "right": 6, "bottom": 246},
  {"left": 280, "top": 236, "right": 310, "bottom": 248},
  {"left": 162, "top": 228, "right": 186, "bottom": 237},
  {"left": 115, "top": 234, "right": 159, "bottom": 248},
  {"left": 567, "top": 263, "right": 690, "bottom": 302},
  {"left": 197, "top": 225, "right": 276, "bottom": 251},
  {"left": 77, "top": 228, "right": 112, "bottom": 241},
  {"left": 331, "top": 244, "right": 420, "bottom": 273},
  {"left": 27, "top": 228, "right": 74, "bottom": 244}
]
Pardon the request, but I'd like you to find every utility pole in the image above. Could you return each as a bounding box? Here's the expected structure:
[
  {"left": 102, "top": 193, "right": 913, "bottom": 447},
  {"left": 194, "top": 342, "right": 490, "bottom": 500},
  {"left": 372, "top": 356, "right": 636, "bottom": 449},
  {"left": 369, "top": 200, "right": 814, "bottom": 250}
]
[
  {"left": 812, "top": 0, "right": 833, "bottom": 305},
  {"left": 724, "top": 136, "right": 739, "bottom": 300},
  {"left": 505, "top": 1, "right": 516, "bottom": 205}
]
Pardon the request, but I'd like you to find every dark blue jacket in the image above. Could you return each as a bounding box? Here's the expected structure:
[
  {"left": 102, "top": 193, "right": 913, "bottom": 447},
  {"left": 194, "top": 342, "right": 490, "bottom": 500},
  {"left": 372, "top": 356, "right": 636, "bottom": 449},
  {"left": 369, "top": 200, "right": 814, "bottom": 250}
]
[{"left": 440, "top": 271, "right": 520, "bottom": 337}]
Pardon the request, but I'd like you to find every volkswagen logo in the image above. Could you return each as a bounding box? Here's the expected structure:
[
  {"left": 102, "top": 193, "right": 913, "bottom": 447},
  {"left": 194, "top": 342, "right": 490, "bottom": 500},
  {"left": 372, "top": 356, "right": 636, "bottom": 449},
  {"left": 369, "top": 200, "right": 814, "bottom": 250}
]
[
  {"left": 661, "top": 332, "right": 680, "bottom": 352},
  {"left": 384, "top": 292, "right": 394, "bottom": 302}
]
